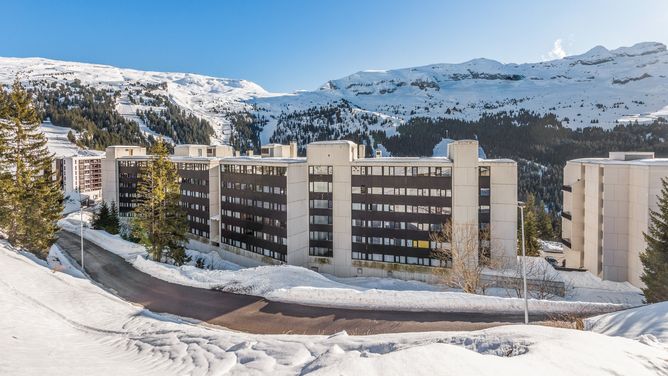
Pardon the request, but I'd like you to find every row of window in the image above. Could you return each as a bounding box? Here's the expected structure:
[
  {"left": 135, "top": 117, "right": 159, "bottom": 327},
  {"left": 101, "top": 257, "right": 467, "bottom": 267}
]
[
  {"left": 352, "top": 219, "right": 443, "bottom": 232},
  {"left": 352, "top": 252, "right": 446, "bottom": 267},
  {"left": 352, "top": 202, "right": 452, "bottom": 215},
  {"left": 181, "top": 177, "right": 208, "bottom": 186},
  {"left": 181, "top": 189, "right": 209, "bottom": 199},
  {"left": 309, "top": 181, "right": 332, "bottom": 193},
  {"left": 119, "top": 182, "right": 138, "bottom": 189},
  {"left": 309, "top": 231, "right": 333, "bottom": 241},
  {"left": 179, "top": 201, "right": 207, "bottom": 212},
  {"left": 223, "top": 224, "right": 288, "bottom": 245},
  {"left": 310, "top": 199, "right": 333, "bottom": 209},
  {"left": 221, "top": 164, "right": 287, "bottom": 176},
  {"left": 309, "top": 215, "right": 332, "bottom": 225},
  {"left": 176, "top": 162, "right": 209, "bottom": 171},
  {"left": 222, "top": 196, "right": 287, "bottom": 212},
  {"left": 352, "top": 166, "right": 452, "bottom": 177},
  {"left": 221, "top": 238, "right": 286, "bottom": 262},
  {"left": 353, "top": 186, "right": 452, "bottom": 197},
  {"left": 221, "top": 210, "right": 286, "bottom": 229},
  {"left": 309, "top": 246, "right": 333, "bottom": 257},
  {"left": 190, "top": 228, "right": 209, "bottom": 237},
  {"left": 186, "top": 215, "right": 210, "bottom": 225},
  {"left": 309, "top": 165, "right": 333, "bottom": 175},
  {"left": 222, "top": 181, "right": 286, "bottom": 195},
  {"left": 119, "top": 160, "right": 148, "bottom": 168},
  {"left": 353, "top": 236, "right": 442, "bottom": 249}
]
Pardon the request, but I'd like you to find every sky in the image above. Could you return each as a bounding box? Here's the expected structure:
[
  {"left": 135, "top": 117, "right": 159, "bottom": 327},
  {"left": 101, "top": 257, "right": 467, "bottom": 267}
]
[{"left": 1, "top": 0, "right": 667, "bottom": 93}]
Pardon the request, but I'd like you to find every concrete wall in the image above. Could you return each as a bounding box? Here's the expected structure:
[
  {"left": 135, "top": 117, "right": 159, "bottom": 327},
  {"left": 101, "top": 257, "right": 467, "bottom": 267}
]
[
  {"left": 286, "top": 164, "right": 309, "bottom": 266},
  {"left": 489, "top": 161, "right": 518, "bottom": 264}
]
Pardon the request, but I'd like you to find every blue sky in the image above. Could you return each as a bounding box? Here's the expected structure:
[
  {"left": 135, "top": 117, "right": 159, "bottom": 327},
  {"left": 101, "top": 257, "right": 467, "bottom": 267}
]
[{"left": 1, "top": 0, "right": 667, "bottom": 92}]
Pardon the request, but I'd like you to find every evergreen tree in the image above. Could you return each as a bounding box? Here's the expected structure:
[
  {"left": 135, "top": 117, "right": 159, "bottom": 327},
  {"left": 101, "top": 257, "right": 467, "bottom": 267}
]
[
  {"left": 108, "top": 201, "right": 120, "bottom": 235},
  {"left": 66, "top": 130, "right": 76, "bottom": 144},
  {"left": 518, "top": 194, "right": 541, "bottom": 257},
  {"left": 131, "top": 139, "right": 189, "bottom": 265},
  {"left": 93, "top": 201, "right": 110, "bottom": 230},
  {"left": 640, "top": 178, "right": 668, "bottom": 302},
  {"left": 0, "top": 80, "right": 63, "bottom": 256}
]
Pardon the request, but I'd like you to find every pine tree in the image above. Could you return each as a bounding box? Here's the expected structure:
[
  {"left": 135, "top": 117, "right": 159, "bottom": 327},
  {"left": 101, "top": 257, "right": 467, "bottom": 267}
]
[
  {"left": 66, "top": 130, "right": 76, "bottom": 144},
  {"left": 108, "top": 201, "right": 120, "bottom": 235},
  {"left": 518, "top": 194, "right": 541, "bottom": 257},
  {"left": 640, "top": 178, "right": 668, "bottom": 302},
  {"left": 93, "top": 201, "right": 110, "bottom": 230},
  {"left": 0, "top": 80, "right": 63, "bottom": 256},
  {"left": 131, "top": 139, "right": 189, "bottom": 265}
]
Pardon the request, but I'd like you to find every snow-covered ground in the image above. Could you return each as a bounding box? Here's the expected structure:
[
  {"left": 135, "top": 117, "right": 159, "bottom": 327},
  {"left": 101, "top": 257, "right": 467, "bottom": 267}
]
[
  {"left": 1, "top": 240, "right": 666, "bottom": 376},
  {"left": 40, "top": 121, "right": 103, "bottom": 158},
  {"left": 586, "top": 302, "right": 668, "bottom": 347},
  {"left": 58, "top": 213, "right": 641, "bottom": 315}
]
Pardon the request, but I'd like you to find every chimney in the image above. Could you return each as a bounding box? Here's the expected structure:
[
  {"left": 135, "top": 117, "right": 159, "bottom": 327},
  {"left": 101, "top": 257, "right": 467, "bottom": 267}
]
[
  {"left": 247, "top": 150, "right": 254, "bottom": 157},
  {"left": 375, "top": 149, "right": 382, "bottom": 158},
  {"left": 357, "top": 144, "right": 366, "bottom": 159},
  {"left": 289, "top": 141, "right": 297, "bottom": 158}
]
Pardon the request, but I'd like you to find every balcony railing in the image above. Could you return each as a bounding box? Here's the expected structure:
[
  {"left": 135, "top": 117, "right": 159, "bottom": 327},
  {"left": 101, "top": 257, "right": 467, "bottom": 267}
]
[
  {"left": 562, "top": 185, "right": 572, "bottom": 192},
  {"left": 562, "top": 211, "right": 572, "bottom": 220},
  {"left": 561, "top": 237, "right": 572, "bottom": 248}
]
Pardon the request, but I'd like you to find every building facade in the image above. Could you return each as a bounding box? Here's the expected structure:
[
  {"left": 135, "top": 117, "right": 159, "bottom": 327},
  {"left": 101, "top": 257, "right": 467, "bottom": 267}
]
[
  {"left": 102, "top": 139, "right": 518, "bottom": 281},
  {"left": 56, "top": 154, "right": 105, "bottom": 200},
  {"left": 562, "top": 151, "right": 668, "bottom": 288}
]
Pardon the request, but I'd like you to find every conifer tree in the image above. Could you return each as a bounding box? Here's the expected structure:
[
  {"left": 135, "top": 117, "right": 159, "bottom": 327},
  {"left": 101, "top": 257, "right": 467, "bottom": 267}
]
[
  {"left": 0, "top": 80, "right": 63, "bottom": 256},
  {"left": 108, "top": 201, "right": 120, "bottom": 235},
  {"left": 518, "top": 193, "right": 541, "bottom": 256},
  {"left": 131, "top": 139, "right": 189, "bottom": 265},
  {"left": 93, "top": 201, "right": 110, "bottom": 230},
  {"left": 640, "top": 178, "right": 668, "bottom": 302}
]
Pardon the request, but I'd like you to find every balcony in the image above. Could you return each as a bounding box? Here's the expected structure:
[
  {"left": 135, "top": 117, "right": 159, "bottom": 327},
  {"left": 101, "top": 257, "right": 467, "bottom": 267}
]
[
  {"left": 562, "top": 211, "right": 572, "bottom": 221},
  {"left": 561, "top": 237, "right": 572, "bottom": 248},
  {"left": 562, "top": 185, "right": 572, "bottom": 192}
]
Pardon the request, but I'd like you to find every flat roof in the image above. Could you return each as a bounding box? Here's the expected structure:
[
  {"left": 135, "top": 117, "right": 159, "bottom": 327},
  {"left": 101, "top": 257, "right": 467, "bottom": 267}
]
[{"left": 569, "top": 157, "right": 668, "bottom": 166}]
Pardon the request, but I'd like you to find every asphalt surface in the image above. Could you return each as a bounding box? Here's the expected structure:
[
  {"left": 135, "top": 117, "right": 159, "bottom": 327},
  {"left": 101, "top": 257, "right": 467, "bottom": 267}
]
[{"left": 56, "top": 230, "right": 546, "bottom": 335}]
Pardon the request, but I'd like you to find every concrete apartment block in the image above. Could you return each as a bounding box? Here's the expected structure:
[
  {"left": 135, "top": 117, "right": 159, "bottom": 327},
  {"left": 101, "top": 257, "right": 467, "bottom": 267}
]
[
  {"left": 103, "top": 139, "right": 518, "bottom": 282},
  {"left": 101, "top": 146, "right": 146, "bottom": 205},
  {"left": 562, "top": 151, "right": 668, "bottom": 287}
]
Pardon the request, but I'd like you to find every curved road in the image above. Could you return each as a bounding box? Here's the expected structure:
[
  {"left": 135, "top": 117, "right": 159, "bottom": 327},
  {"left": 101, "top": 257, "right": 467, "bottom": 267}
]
[{"left": 56, "top": 230, "right": 544, "bottom": 335}]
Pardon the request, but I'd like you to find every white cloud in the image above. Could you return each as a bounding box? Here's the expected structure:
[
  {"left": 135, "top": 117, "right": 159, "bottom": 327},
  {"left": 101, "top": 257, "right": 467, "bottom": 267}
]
[{"left": 543, "top": 39, "right": 567, "bottom": 61}]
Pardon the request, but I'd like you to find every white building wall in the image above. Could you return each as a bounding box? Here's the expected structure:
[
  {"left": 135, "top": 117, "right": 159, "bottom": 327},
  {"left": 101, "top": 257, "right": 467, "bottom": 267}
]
[
  {"left": 489, "top": 162, "right": 517, "bottom": 264},
  {"left": 286, "top": 164, "right": 309, "bottom": 267}
]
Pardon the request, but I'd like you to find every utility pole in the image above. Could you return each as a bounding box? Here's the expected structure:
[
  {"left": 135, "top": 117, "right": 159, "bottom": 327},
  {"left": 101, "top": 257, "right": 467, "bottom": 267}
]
[
  {"left": 518, "top": 201, "right": 529, "bottom": 324},
  {"left": 79, "top": 189, "right": 84, "bottom": 270}
]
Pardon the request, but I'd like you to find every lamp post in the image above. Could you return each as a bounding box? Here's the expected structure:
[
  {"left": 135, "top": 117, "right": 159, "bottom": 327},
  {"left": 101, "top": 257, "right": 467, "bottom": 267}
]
[
  {"left": 78, "top": 189, "right": 85, "bottom": 271},
  {"left": 518, "top": 201, "right": 529, "bottom": 324}
]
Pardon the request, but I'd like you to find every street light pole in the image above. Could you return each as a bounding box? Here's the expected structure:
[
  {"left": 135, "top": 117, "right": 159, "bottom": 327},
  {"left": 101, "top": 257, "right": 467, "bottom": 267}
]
[
  {"left": 518, "top": 201, "right": 529, "bottom": 324},
  {"left": 79, "top": 189, "right": 84, "bottom": 271}
]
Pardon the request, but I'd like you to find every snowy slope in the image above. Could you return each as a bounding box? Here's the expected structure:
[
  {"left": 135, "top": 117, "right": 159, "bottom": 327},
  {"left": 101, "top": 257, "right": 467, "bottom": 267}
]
[
  {"left": 2, "top": 241, "right": 667, "bottom": 376},
  {"left": 0, "top": 56, "right": 277, "bottom": 143},
  {"left": 252, "top": 42, "right": 668, "bottom": 143},
  {"left": 586, "top": 302, "right": 668, "bottom": 344},
  {"left": 2, "top": 41, "right": 668, "bottom": 147}
]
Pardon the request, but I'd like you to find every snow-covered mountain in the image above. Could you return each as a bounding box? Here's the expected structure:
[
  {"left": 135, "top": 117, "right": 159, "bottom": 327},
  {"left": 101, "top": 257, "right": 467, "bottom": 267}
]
[
  {"left": 252, "top": 41, "right": 668, "bottom": 144},
  {"left": 1, "top": 41, "right": 668, "bottom": 147},
  {"left": 0, "top": 57, "right": 276, "bottom": 144}
]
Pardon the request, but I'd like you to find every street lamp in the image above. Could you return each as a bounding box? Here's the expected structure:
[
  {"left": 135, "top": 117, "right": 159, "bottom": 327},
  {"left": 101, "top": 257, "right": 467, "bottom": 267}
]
[
  {"left": 518, "top": 201, "right": 529, "bottom": 324},
  {"left": 77, "top": 189, "right": 85, "bottom": 271}
]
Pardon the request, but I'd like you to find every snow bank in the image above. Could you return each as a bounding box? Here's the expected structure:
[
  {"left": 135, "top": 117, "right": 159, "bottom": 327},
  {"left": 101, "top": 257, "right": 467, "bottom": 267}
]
[
  {"left": 132, "top": 256, "right": 625, "bottom": 315},
  {"left": 1, "top": 242, "right": 666, "bottom": 376},
  {"left": 586, "top": 302, "right": 668, "bottom": 345},
  {"left": 58, "top": 214, "right": 635, "bottom": 314}
]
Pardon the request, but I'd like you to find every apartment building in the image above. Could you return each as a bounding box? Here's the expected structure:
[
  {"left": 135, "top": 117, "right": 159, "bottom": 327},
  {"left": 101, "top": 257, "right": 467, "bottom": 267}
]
[
  {"left": 561, "top": 151, "right": 668, "bottom": 287},
  {"left": 56, "top": 154, "right": 105, "bottom": 200},
  {"left": 101, "top": 139, "right": 518, "bottom": 281}
]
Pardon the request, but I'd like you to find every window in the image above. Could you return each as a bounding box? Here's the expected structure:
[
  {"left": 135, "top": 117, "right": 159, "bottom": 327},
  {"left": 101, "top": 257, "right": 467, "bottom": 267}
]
[
  {"left": 310, "top": 181, "right": 332, "bottom": 192},
  {"left": 310, "top": 199, "right": 332, "bottom": 209},
  {"left": 479, "top": 205, "right": 490, "bottom": 214},
  {"left": 479, "top": 166, "right": 490, "bottom": 177},
  {"left": 309, "top": 165, "right": 333, "bottom": 175},
  {"left": 480, "top": 188, "right": 491, "bottom": 197},
  {"left": 310, "top": 215, "right": 332, "bottom": 225}
]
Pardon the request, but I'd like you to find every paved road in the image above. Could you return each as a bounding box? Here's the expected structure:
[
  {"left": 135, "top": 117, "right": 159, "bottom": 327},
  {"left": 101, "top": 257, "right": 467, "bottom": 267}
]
[{"left": 56, "top": 230, "right": 545, "bottom": 335}]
